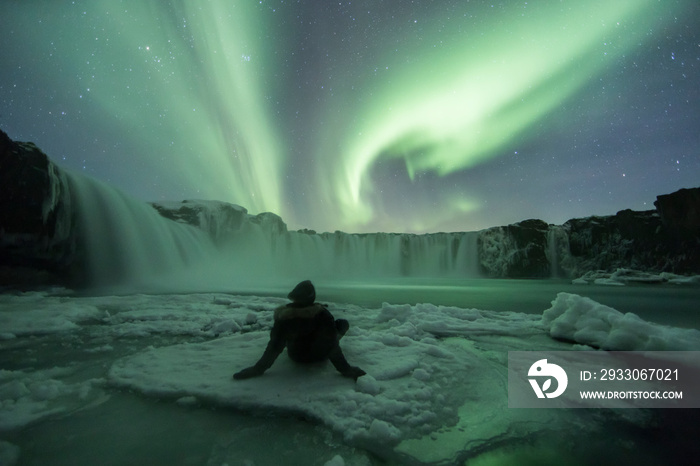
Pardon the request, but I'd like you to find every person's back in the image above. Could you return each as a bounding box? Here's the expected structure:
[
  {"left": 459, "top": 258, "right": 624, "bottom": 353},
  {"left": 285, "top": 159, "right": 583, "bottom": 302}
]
[
  {"left": 233, "top": 280, "right": 365, "bottom": 380},
  {"left": 274, "top": 302, "right": 349, "bottom": 363}
]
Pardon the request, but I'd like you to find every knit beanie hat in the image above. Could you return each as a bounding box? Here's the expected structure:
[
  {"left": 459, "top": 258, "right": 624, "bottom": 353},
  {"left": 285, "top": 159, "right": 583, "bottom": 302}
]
[{"left": 287, "top": 280, "right": 315, "bottom": 305}]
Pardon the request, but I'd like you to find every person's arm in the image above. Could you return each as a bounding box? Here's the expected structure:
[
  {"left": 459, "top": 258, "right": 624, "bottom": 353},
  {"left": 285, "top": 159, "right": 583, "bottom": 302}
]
[
  {"left": 233, "top": 324, "right": 285, "bottom": 379},
  {"left": 328, "top": 345, "right": 366, "bottom": 381}
]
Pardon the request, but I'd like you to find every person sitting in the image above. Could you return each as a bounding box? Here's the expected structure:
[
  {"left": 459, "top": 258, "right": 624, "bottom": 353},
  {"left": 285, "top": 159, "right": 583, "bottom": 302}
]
[{"left": 233, "top": 280, "right": 366, "bottom": 381}]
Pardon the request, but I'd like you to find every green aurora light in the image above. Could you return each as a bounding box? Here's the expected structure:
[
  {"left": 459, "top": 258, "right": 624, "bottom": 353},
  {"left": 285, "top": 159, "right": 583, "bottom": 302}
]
[
  {"left": 98, "top": 1, "right": 285, "bottom": 216},
  {"left": 2, "top": 0, "right": 692, "bottom": 233},
  {"left": 323, "top": 0, "right": 661, "bottom": 230}
]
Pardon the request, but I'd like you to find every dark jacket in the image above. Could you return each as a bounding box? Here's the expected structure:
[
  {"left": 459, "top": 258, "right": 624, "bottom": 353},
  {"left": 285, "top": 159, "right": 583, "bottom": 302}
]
[
  {"left": 233, "top": 302, "right": 365, "bottom": 380},
  {"left": 272, "top": 303, "right": 339, "bottom": 363}
]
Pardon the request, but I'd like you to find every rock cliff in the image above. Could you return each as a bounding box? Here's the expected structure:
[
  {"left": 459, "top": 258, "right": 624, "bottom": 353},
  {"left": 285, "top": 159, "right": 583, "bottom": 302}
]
[{"left": 0, "top": 130, "right": 77, "bottom": 286}]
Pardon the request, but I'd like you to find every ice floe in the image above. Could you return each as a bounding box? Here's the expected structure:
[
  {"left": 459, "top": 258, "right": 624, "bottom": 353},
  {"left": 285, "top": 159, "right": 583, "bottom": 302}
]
[
  {"left": 572, "top": 268, "right": 700, "bottom": 286},
  {"left": 543, "top": 292, "right": 700, "bottom": 350},
  {"left": 1, "top": 289, "right": 698, "bottom": 464}
]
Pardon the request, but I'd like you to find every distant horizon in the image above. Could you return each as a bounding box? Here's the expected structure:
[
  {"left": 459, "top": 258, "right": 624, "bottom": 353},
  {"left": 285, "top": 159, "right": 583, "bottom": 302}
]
[{"left": 147, "top": 181, "right": 696, "bottom": 236}]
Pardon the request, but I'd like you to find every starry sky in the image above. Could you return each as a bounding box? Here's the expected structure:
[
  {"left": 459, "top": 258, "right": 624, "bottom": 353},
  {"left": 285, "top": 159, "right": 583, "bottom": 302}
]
[{"left": 1, "top": 0, "right": 699, "bottom": 234}]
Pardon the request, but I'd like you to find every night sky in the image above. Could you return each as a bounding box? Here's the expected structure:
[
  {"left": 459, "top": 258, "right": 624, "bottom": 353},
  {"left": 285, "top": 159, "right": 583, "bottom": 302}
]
[{"left": 1, "top": 0, "right": 699, "bottom": 234}]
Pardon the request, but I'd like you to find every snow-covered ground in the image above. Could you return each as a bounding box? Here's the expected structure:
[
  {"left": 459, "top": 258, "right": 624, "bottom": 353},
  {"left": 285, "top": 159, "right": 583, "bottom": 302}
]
[{"left": 1, "top": 289, "right": 699, "bottom": 465}]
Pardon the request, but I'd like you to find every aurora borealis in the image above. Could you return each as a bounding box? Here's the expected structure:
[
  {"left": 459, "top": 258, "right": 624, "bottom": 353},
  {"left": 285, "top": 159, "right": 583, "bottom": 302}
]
[{"left": 1, "top": 1, "right": 699, "bottom": 233}]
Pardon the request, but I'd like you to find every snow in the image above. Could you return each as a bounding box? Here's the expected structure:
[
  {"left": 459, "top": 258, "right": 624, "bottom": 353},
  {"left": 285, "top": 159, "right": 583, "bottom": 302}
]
[
  {"left": 151, "top": 199, "right": 250, "bottom": 242},
  {"left": 0, "top": 366, "right": 103, "bottom": 431},
  {"left": 105, "top": 304, "right": 537, "bottom": 458},
  {"left": 324, "top": 454, "right": 346, "bottom": 466},
  {"left": 0, "top": 291, "right": 103, "bottom": 337},
  {"left": 1, "top": 289, "right": 698, "bottom": 464},
  {"left": 543, "top": 292, "right": 700, "bottom": 350}
]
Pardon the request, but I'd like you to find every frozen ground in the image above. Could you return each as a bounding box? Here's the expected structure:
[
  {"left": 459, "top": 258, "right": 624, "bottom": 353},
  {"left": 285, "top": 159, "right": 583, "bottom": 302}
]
[{"left": 1, "top": 288, "right": 699, "bottom": 465}]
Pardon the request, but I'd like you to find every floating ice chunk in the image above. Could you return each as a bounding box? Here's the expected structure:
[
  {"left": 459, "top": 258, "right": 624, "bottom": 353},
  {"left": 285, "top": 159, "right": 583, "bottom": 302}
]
[
  {"left": 543, "top": 292, "right": 700, "bottom": 350},
  {"left": 664, "top": 274, "right": 700, "bottom": 285},
  {"left": 0, "top": 293, "right": 102, "bottom": 335},
  {"left": 610, "top": 268, "right": 666, "bottom": 284},
  {"left": 0, "top": 367, "right": 102, "bottom": 430},
  {"left": 593, "top": 278, "right": 624, "bottom": 286},
  {"left": 573, "top": 269, "right": 700, "bottom": 286}
]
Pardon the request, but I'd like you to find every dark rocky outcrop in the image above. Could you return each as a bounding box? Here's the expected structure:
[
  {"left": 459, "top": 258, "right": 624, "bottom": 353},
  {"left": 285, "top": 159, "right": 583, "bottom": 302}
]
[
  {"left": 0, "top": 130, "right": 78, "bottom": 287},
  {"left": 459, "top": 190, "right": 699, "bottom": 278},
  {"left": 653, "top": 187, "right": 700, "bottom": 273},
  {"left": 654, "top": 188, "right": 700, "bottom": 238},
  {"left": 478, "top": 219, "right": 552, "bottom": 278},
  {"left": 563, "top": 189, "right": 700, "bottom": 276},
  {"left": 564, "top": 209, "right": 665, "bottom": 275}
]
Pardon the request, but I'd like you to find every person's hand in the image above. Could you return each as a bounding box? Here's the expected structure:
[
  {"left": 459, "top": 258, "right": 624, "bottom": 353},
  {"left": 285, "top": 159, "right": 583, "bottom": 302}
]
[
  {"left": 342, "top": 366, "right": 366, "bottom": 381},
  {"left": 233, "top": 366, "right": 264, "bottom": 380}
]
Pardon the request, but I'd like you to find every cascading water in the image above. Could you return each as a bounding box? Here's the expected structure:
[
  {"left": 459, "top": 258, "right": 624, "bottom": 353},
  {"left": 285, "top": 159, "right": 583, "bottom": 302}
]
[
  {"left": 66, "top": 171, "right": 219, "bottom": 289},
  {"left": 63, "top": 171, "right": 482, "bottom": 290},
  {"left": 547, "top": 227, "right": 559, "bottom": 278},
  {"left": 547, "top": 225, "right": 570, "bottom": 279},
  {"left": 268, "top": 230, "right": 481, "bottom": 280}
]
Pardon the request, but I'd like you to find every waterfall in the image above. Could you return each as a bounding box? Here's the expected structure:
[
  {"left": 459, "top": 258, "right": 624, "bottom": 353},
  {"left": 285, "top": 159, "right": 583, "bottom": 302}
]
[
  {"left": 456, "top": 231, "right": 481, "bottom": 277},
  {"left": 547, "top": 225, "right": 567, "bottom": 278},
  {"left": 63, "top": 172, "right": 482, "bottom": 290},
  {"left": 66, "top": 171, "right": 219, "bottom": 289},
  {"left": 261, "top": 230, "right": 481, "bottom": 280},
  {"left": 546, "top": 227, "right": 557, "bottom": 278}
]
